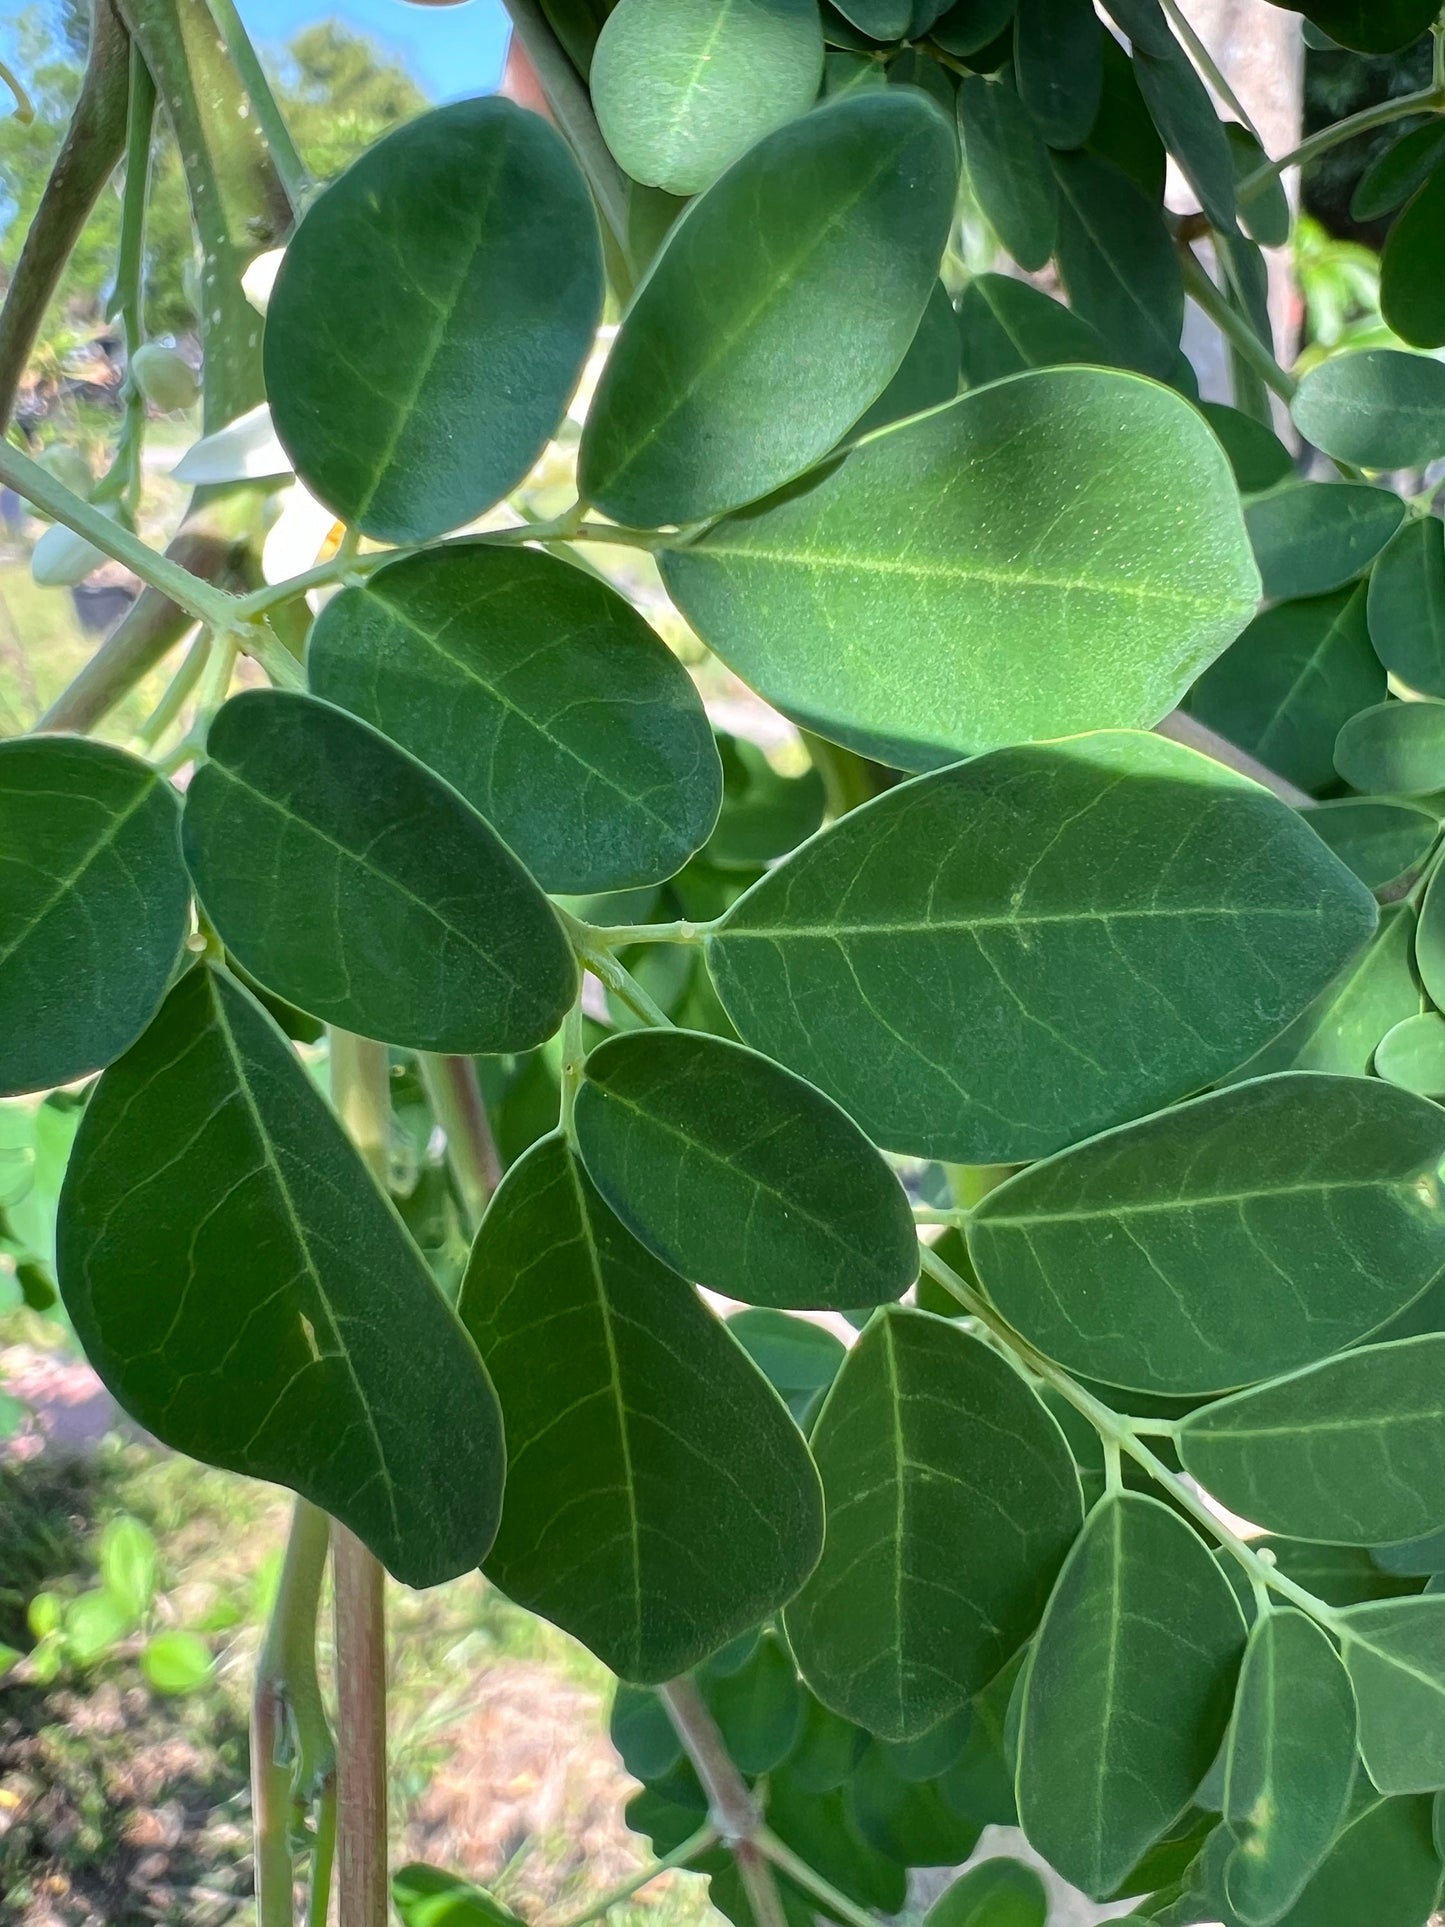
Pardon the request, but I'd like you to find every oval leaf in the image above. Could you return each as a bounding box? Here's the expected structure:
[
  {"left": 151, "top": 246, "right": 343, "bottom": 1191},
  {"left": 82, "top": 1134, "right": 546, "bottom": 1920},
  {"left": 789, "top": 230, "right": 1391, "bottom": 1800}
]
[
  {"left": 1352, "top": 120, "right": 1445, "bottom": 221},
  {"left": 1408, "top": 861, "right": 1445, "bottom": 1017},
  {"left": 573, "top": 1028, "right": 918, "bottom": 1311},
  {"left": 581, "top": 91, "right": 959, "bottom": 528},
  {"left": 784, "top": 1307, "right": 1082, "bottom": 1740},
  {"left": 265, "top": 99, "right": 603, "bottom": 541},
  {"left": 1382, "top": 158, "right": 1445, "bottom": 349},
  {"left": 1051, "top": 150, "right": 1182, "bottom": 380},
  {"left": 1306, "top": 798, "right": 1439, "bottom": 893},
  {"left": 183, "top": 691, "right": 577, "bottom": 1053},
  {"left": 457, "top": 1133, "right": 823, "bottom": 1681},
  {"left": 1367, "top": 516, "right": 1445, "bottom": 698},
  {"left": 56, "top": 966, "right": 504, "bottom": 1587},
  {"left": 1339, "top": 1596, "right": 1445, "bottom": 1793},
  {"left": 970, "top": 1074, "right": 1445, "bottom": 1395},
  {"left": 306, "top": 544, "right": 722, "bottom": 895},
  {"left": 664, "top": 370, "right": 1258, "bottom": 766},
  {"left": 1246, "top": 482, "right": 1404, "bottom": 601},
  {"left": 955, "top": 273, "right": 1108, "bottom": 387},
  {"left": 1014, "top": 0, "right": 1102, "bottom": 148},
  {"left": 956, "top": 75, "right": 1055, "bottom": 270},
  {"left": 1376, "top": 1011, "right": 1445, "bottom": 1096},
  {"left": 1334, "top": 698, "right": 1445, "bottom": 796},
  {"left": 1292, "top": 350, "right": 1445, "bottom": 470},
  {"left": 923, "top": 1859, "right": 1047, "bottom": 1927},
  {"left": 0, "top": 738, "right": 189, "bottom": 1097},
  {"left": 705, "top": 733, "right": 1376, "bottom": 1164}
]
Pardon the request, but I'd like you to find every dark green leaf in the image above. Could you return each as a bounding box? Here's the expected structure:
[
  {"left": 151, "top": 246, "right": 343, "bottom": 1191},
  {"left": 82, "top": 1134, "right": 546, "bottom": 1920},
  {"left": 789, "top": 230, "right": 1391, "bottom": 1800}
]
[
  {"left": 789, "top": 1693, "right": 867, "bottom": 1792},
  {"left": 706, "top": 733, "right": 1375, "bottom": 1163},
  {"left": 1381, "top": 163, "right": 1445, "bottom": 349},
  {"left": 705, "top": 737, "right": 825, "bottom": 873},
  {"left": 1087, "top": 28, "right": 1166, "bottom": 197},
  {"left": 851, "top": 281, "right": 961, "bottom": 436},
  {"left": 1306, "top": 799, "right": 1439, "bottom": 893},
  {"left": 879, "top": 1706, "right": 970, "bottom": 1781},
  {"left": 1376, "top": 1012, "right": 1445, "bottom": 1096},
  {"left": 56, "top": 966, "right": 503, "bottom": 1587},
  {"left": 1227, "top": 125, "right": 1291, "bottom": 248},
  {"left": 1246, "top": 483, "right": 1405, "bottom": 601},
  {"left": 766, "top": 1771, "right": 907, "bottom": 1912},
  {"left": 1352, "top": 120, "right": 1445, "bottom": 221},
  {"left": 1406, "top": 858, "right": 1445, "bottom": 1016},
  {"left": 1270, "top": 1538, "right": 1423, "bottom": 1607},
  {"left": 0, "top": 739, "right": 188, "bottom": 1098},
  {"left": 1017, "top": 1493, "right": 1245, "bottom": 1899},
  {"left": 1099, "top": 0, "right": 1173, "bottom": 55},
  {"left": 931, "top": 0, "right": 1015, "bottom": 56},
  {"left": 832, "top": 0, "right": 912, "bottom": 32},
  {"left": 1339, "top": 1597, "right": 1445, "bottom": 1791},
  {"left": 955, "top": 274, "right": 1108, "bottom": 387},
  {"left": 887, "top": 46, "right": 956, "bottom": 112},
  {"left": 265, "top": 99, "right": 602, "bottom": 542},
  {"left": 1189, "top": 585, "right": 1385, "bottom": 796},
  {"left": 591, "top": 0, "right": 824, "bottom": 196},
  {"left": 1366, "top": 516, "right": 1445, "bottom": 698},
  {"left": 936, "top": 1656, "right": 1021, "bottom": 1826},
  {"left": 704, "top": 1631, "right": 806, "bottom": 1774},
  {"left": 1374, "top": 1524, "right": 1445, "bottom": 1576},
  {"left": 610, "top": 1684, "right": 683, "bottom": 1781},
  {"left": 726, "top": 1310, "right": 846, "bottom": 1419},
  {"left": 1266, "top": 0, "right": 1439, "bottom": 54},
  {"left": 581, "top": 93, "right": 959, "bottom": 527},
  {"left": 457, "top": 1134, "right": 823, "bottom": 1681},
  {"left": 1014, "top": 0, "right": 1102, "bottom": 148},
  {"left": 1199, "top": 401, "right": 1294, "bottom": 495},
  {"left": 1335, "top": 698, "right": 1445, "bottom": 796},
  {"left": 306, "top": 544, "right": 721, "bottom": 895},
  {"left": 1292, "top": 350, "right": 1445, "bottom": 470},
  {"left": 924, "top": 1858, "right": 1047, "bottom": 1927},
  {"left": 663, "top": 372, "right": 1258, "bottom": 766},
  {"left": 183, "top": 691, "right": 577, "bottom": 1053},
  {"left": 785, "top": 1307, "right": 1081, "bottom": 1740},
  {"left": 972, "top": 1073, "right": 1445, "bottom": 1395},
  {"left": 845, "top": 1744, "right": 983, "bottom": 1864},
  {"left": 957, "top": 76, "right": 1055, "bottom": 270},
  {"left": 824, "top": 47, "right": 889, "bottom": 95},
  {"left": 1052, "top": 149, "right": 1183, "bottom": 379},
  {"left": 1132, "top": 40, "right": 1236, "bottom": 229}
]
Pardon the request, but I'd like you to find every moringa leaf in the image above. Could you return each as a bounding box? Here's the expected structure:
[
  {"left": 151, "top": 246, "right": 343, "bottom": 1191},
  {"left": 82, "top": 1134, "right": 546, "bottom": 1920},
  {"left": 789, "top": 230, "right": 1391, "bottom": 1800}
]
[
  {"left": 704, "top": 1630, "right": 806, "bottom": 1774},
  {"left": 1199, "top": 401, "right": 1294, "bottom": 495},
  {"left": 0, "top": 738, "right": 189, "bottom": 1098},
  {"left": 845, "top": 1743, "right": 983, "bottom": 1864},
  {"left": 1366, "top": 516, "right": 1445, "bottom": 698},
  {"left": 1292, "top": 350, "right": 1445, "bottom": 471},
  {"left": 970, "top": 1074, "right": 1445, "bottom": 1395},
  {"left": 931, "top": 0, "right": 1016, "bottom": 56},
  {"left": 663, "top": 371, "right": 1259, "bottom": 766},
  {"left": 573, "top": 1028, "right": 918, "bottom": 1310},
  {"left": 1246, "top": 483, "right": 1405, "bottom": 601},
  {"left": 705, "top": 733, "right": 1376, "bottom": 1164},
  {"left": 1131, "top": 37, "right": 1235, "bottom": 230},
  {"left": 1016, "top": 1493, "right": 1245, "bottom": 1899},
  {"left": 784, "top": 1306, "right": 1082, "bottom": 1741},
  {"left": 1334, "top": 698, "right": 1445, "bottom": 796},
  {"left": 1226, "top": 125, "right": 1291, "bottom": 249},
  {"left": 1305, "top": 799, "right": 1439, "bottom": 894},
  {"left": 1407, "top": 855, "right": 1445, "bottom": 1015},
  {"left": 457, "top": 1133, "right": 823, "bottom": 1682},
  {"left": 56, "top": 965, "right": 504, "bottom": 1587},
  {"left": 923, "top": 1858, "right": 1047, "bottom": 1927},
  {"left": 956, "top": 75, "right": 1055, "bottom": 270},
  {"left": 1180, "top": 1337, "right": 1445, "bottom": 1545},
  {"left": 955, "top": 274, "right": 1109, "bottom": 388},
  {"left": 306, "top": 543, "right": 722, "bottom": 896},
  {"left": 1268, "top": 0, "right": 1439, "bottom": 53},
  {"left": 590, "top": 0, "right": 824, "bottom": 196},
  {"left": 851, "top": 281, "right": 961, "bottom": 436},
  {"left": 1051, "top": 150, "right": 1182, "bottom": 379},
  {"left": 1014, "top": 0, "right": 1102, "bottom": 148},
  {"left": 1376, "top": 1011, "right": 1445, "bottom": 1096},
  {"left": 264, "top": 99, "right": 602, "bottom": 542},
  {"left": 1352, "top": 120, "right": 1445, "bottom": 221},
  {"left": 1381, "top": 163, "right": 1445, "bottom": 350},
  {"left": 183, "top": 691, "right": 577, "bottom": 1053},
  {"left": 1338, "top": 1596, "right": 1445, "bottom": 1792},
  {"left": 580, "top": 92, "right": 959, "bottom": 528}
]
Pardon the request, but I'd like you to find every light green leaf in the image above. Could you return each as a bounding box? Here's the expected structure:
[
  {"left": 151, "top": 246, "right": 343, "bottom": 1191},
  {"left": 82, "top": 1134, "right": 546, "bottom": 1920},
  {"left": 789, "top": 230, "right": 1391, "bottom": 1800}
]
[
  {"left": 955, "top": 273, "right": 1108, "bottom": 388},
  {"left": 1292, "top": 350, "right": 1445, "bottom": 470},
  {"left": 580, "top": 92, "right": 959, "bottom": 528},
  {"left": 923, "top": 1858, "right": 1047, "bottom": 1927},
  {"left": 1181, "top": 1337, "right": 1445, "bottom": 1545},
  {"left": 264, "top": 99, "right": 602, "bottom": 542},
  {"left": 591, "top": 0, "right": 824, "bottom": 196},
  {"left": 1015, "top": 0, "right": 1102, "bottom": 147},
  {"left": 99, "top": 1516, "right": 158, "bottom": 1622},
  {"left": 1376, "top": 1011, "right": 1445, "bottom": 1096},
  {"left": 784, "top": 1307, "right": 1082, "bottom": 1740},
  {"left": 1366, "top": 516, "right": 1445, "bottom": 698},
  {"left": 1189, "top": 585, "right": 1384, "bottom": 796},
  {"left": 573, "top": 1028, "right": 917, "bottom": 1311},
  {"left": 64, "top": 1589, "right": 132, "bottom": 1663},
  {"left": 1339, "top": 1596, "right": 1445, "bottom": 1791},
  {"left": 1246, "top": 483, "right": 1405, "bottom": 601},
  {"left": 306, "top": 544, "right": 721, "bottom": 896},
  {"left": 1411, "top": 862, "right": 1445, "bottom": 1015},
  {"left": 1017, "top": 1493, "right": 1245, "bottom": 1899},
  {"left": 1305, "top": 799, "right": 1438, "bottom": 894},
  {"left": 957, "top": 76, "right": 1055, "bottom": 269},
  {"left": 457, "top": 1134, "right": 823, "bottom": 1682},
  {"left": 0, "top": 738, "right": 188, "bottom": 1098},
  {"left": 56, "top": 965, "right": 504, "bottom": 1588},
  {"left": 705, "top": 732, "right": 1376, "bottom": 1163},
  {"left": 141, "top": 1630, "right": 213, "bottom": 1696},
  {"left": 1334, "top": 698, "right": 1445, "bottom": 796},
  {"left": 1051, "top": 150, "right": 1183, "bottom": 379},
  {"left": 393, "top": 1866, "right": 527, "bottom": 1927},
  {"left": 664, "top": 372, "right": 1258, "bottom": 766},
  {"left": 971, "top": 1073, "right": 1445, "bottom": 1395},
  {"left": 183, "top": 691, "right": 577, "bottom": 1053}
]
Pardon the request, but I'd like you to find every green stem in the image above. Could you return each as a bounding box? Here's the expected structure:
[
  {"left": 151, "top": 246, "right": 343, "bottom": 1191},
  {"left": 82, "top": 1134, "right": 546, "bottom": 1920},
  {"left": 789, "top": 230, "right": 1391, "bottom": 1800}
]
[
  {"left": 571, "top": 919, "right": 706, "bottom": 949},
  {"left": 418, "top": 1055, "right": 502, "bottom": 1231},
  {"left": 1179, "top": 249, "right": 1297, "bottom": 402},
  {"left": 1238, "top": 86, "right": 1445, "bottom": 203},
  {"left": 93, "top": 46, "right": 157, "bottom": 522},
  {"left": 135, "top": 626, "right": 207, "bottom": 749},
  {"left": 553, "top": 1825, "right": 718, "bottom": 1927},
  {"left": 560, "top": 1000, "right": 586, "bottom": 1136},
  {"left": 577, "top": 943, "right": 676, "bottom": 1030},
  {"left": 0, "top": 55, "right": 33, "bottom": 121},
  {"left": 756, "top": 1830, "right": 876, "bottom": 1927},
  {"left": 498, "top": 0, "right": 631, "bottom": 255},
  {"left": 202, "top": 0, "right": 312, "bottom": 211}
]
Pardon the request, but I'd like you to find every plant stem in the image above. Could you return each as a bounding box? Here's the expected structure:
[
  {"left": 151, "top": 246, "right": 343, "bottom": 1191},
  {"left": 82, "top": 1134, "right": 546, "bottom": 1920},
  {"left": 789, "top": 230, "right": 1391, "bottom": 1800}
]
[
  {"left": 1238, "top": 85, "right": 1445, "bottom": 203},
  {"left": 560, "top": 1000, "right": 586, "bottom": 1135},
  {"left": 1179, "top": 249, "right": 1297, "bottom": 401},
  {"left": 578, "top": 944, "right": 676, "bottom": 1029},
  {"left": 1155, "top": 712, "right": 1313, "bottom": 809},
  {"left": 553, "top": 1824, "right": 717, "bottom": 1927},
  {"left": 135, "top": 625, "right": 206, "bottom": 748},
  {"left": 498, "top": 0, "right": 630, "bottom": 254},
  {"left": 576, "top": 919, "right": 704, "bottom": 949},
  {"left": 1157, "top": 0, "right": 1258, "bottom": 141},
  {"left": 418, "top": 1055, "right": 502, "bottom": 1231},
  {"left": 659, "top": 1680, "right": 790, "bottom": 1927},
  {"left": 203, "top": 0, "right": 312, "bottom": 212},
  {"left": 756, "top": 1830, "right": 876, "bottom": 1927}
]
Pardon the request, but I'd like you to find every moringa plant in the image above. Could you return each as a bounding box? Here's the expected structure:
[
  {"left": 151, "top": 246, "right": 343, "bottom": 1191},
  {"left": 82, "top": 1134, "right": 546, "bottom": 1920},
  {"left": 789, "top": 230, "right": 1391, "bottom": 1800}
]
[{"left": 9, "top": 1, "right": 1445, "bottom": 1924}]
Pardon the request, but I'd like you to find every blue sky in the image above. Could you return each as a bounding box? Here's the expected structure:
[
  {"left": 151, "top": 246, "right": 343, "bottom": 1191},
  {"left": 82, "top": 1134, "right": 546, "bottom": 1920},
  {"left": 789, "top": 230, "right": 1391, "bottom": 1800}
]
[{"left": 235, "top": 0, "right": 512, "bottom": 100}]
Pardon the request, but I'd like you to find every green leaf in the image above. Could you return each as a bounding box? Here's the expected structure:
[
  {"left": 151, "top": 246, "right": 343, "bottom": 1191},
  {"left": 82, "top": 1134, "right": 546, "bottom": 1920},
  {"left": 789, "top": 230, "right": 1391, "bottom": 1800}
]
[
  {"left": 1131, "top": 39, "right": 1235, "bottom": 230},
  {"left": 1375, "top": 1524, "right": 1445, "bottom": 1575},
  {"left": 0, "top": 738, "right": 188, "bottom": 1098},
  {"left": 1226, "top": 125, "right": 1291, "bottom": 248},
  {"left": 1015, "top": 0, "right": 1102, "bottom": 147},
  {"left": 789, "top": 1693, "right": 866, "bottom": 1791},
  {"left": 663, "top": 372, "right": 1257, "bottom": 767},
  {"left": 1292, "top": 350, "right": 1445, "bottom": 470},
  {"left": 580, "top": 92, "right": 959, "bottom": 528},
  {"left": 784, "top": 1306, "right": 1082, "bottom": 1740},
  {"left": 99, "top": 1516, "right": 158, "bottom": 1622},
  {"left": 1366, "top": 517, "right": 1445, "bottom": 698},
  {"left": 1269, "top": 1539, "right": 1423, "bottom": 1607},
  {"left": 1410, "top": 863, "right": 1445, "bottom": 1017},
  {"left": 306, "top": 544, "right": 721, "bottom": 896},
  {"left": 64, "top": 1589, "right": 132, "bottom": 1663},
  {"left": 1181, "top": 1337, "right": 1445, "bottom": 1545},
  {"left": 727, "top": 1309, "right": 845, "bottom": 1425},
  {"left": 1051, "top": 150, "right": 1183, "bottom": 379},
  {"left": 1246, "top": 484, "right": 1405, "bottom": 601},
  {"left": 971, "top": 1073, "right": 1445, "bottom": 1395},
  {"left": 610, "top": 1684, "right": 683, "bottom": 1781},
  {"left": 393, "top": 1865, "right": 527, "bottom": 1927},
  {"left": 705, "top": 732, "right": 1376, "bottom": 1164},
  {"left": 572, "top": 1028, "right": 917, "bottom": 1311},
  {"left": 1376, "top": 1012, "right": 1445, "bottom": 1096},
  {"left": 1339, "top": 1597, "right": 1445, "bottom": 1791},
  {"left": 1334, "top": 698, "right": 1445, "bottom": 796},
  {"left": 183, "top": 691, "right": 577, "bottom": 1053},
  {"left": 56, "top": 965, "right": 504, "bottom": 1588},
  {"left": 1189, "top": 585, "right": 1385, "bottom": 796},
  {"left": 955, "top": 274, "right": 1109, "bottom": 388},
  {"left": 264, "top": 99, "right": 602, "bottom": 542},
  {"left": 765, "top": 1770, "right": 907, "bottom": 1913},
  {"left": 457, "top": 1134, "right": 823, "bottom": 1681},
  {"left": 924, "top": 1858, "right": 1047, "bottom": 1927},
  {"left": 850, "top": 280, "right": 961, "bottom": 437},
  {"left": 1381, "top": 163, "right": 1445, "bottom": 350},
  {"left": 591, "top": 0, "right": 824, "bottom": 196},
  {"left": 1199, "top": 401, "right": 1294, "bottom": 495},
  {"left": 931, "top": 0, "right": 1015, "bottom": 55},
  {"left": 1087, "top": 28, "right": 1166, "bottom": 197},
  {"left": 1268, "top": 0, "right": 1439, "bottom": 53},
  {"left": 956, "top": 76, "right": 1055, "bottom": 270},
  {"left": 1017, "top": 1493, "right": 1246, "bottom": 1899},
  {"left": 845, "top": 1743, "right": 983, "bottom": 1864},
  {"left": 832, "top": 0, "right": 912, "bottom": 32},
  {"left": 1352, "top": 120, "right": 1445, "bottom": 221},
  {"left": 141, "top": 1630, "right": 213, "bottom": 1696},
  {"left": 704, "top": 1630, "right": 806, "bottom": 1773},
  {"left": 705, "top": 735, "right": 825, "bottom": 870},
  {"left": 879, "top": 1706, "right": 970, "bottom": 1780}
]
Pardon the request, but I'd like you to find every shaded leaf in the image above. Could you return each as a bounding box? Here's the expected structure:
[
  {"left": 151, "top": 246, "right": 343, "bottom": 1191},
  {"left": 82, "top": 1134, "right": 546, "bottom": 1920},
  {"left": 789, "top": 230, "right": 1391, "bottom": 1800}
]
[
  {"left": 1014, "top": 0, "right": 1102, "bottom": 148},
  {"left": 924, "top": 1858, "right": 1047, "bottom": 1927},
  {"left": 1376, "top": 1011, "right": 1445, "bottom": 1096},
  {"left": 705, "top": 1631, "right": 806, "bottom": 1774},
  {"left": 1334, "top": 698, "right": 1445, "bottom": 796},
  {"left": 1051, "top": 149, "right": 1182, "bottom": 379},
  {"left": 1352, "top": 120, "right": 1445, "bottom": 221},
  {"left": 957, "top": 75, "right": 1055, "bottom": 270},
  {"left": 845, "top": 1744, "right": 983, "bottom": 1864},
  {"left": 1131, "top": 39, "right": 1235, "bottom": 229},
  {"left": 1366, "top": 516, "right": 1445, "bottom": 698},
  {"left": 1339, "top": 1597, "right": 1445, "bottom": 1792},
  {"left": 851, "top": 280, "right": 961, "bottom": 436},
  {"left": 955, "top": 274, "right": 1108, "bottom": 387},
  {"left": 1292, "top": 351, "right": 1445, "bottom": 470},
  {"left": 1381, "top": 163, "right": 1445, "bottom": 350},
  {"left": 1246, "top": 483, "right": 1404, "bottom": 601},
  {"left": 1200, "top": 401, "right": 1294, "bottom": 494}
]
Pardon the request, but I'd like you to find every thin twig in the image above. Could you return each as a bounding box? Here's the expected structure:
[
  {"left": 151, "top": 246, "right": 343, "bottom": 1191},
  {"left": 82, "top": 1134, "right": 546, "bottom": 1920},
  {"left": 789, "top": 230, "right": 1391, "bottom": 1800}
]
[
  {"left": 1179, "top": 247, "right": 1297, "bottom": 401},
  {"left": 418, "top": 1054, "right": 503, "bottom": 1231},
  {"left": 1237, "top": 84, "right": 1445, "bottom": 203},
  {"left": 202, "top": 0, "right": 313, "bottom": 212},
  {"left": 658, "top": 1680, "right": 789, "bottom": 1927},
  {"left": 550, "top": 1825, "right": 717, "bottom": 1927}
]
